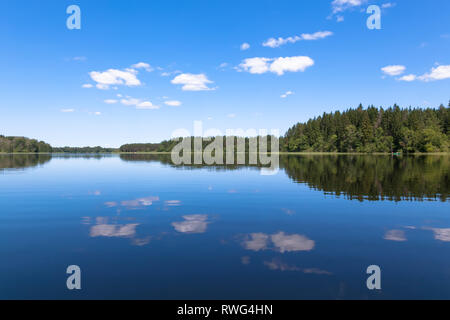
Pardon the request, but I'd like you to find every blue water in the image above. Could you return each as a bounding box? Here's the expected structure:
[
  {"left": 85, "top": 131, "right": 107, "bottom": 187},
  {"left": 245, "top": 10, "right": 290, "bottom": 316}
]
[{"left": 0, "top": 154, "right": 449, "bottom": 299}]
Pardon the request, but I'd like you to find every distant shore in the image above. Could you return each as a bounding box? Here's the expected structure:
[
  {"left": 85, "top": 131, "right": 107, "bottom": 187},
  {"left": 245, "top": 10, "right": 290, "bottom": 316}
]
[{"left": 1, "top": 152, "right": 449, "bottom": 156}]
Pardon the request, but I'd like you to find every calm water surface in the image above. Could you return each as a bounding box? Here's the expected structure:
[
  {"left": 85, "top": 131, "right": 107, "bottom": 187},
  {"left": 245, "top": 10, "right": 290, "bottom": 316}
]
[{"left": 0, "top": 154, "right": 449, "bottom": 299}]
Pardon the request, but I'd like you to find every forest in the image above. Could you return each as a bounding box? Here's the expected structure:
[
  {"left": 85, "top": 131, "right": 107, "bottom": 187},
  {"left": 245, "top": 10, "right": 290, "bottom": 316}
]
[
  {"left": 2, "top": 104, "right": 449, "bottom": 154},
  {"left": 52, "top": 146, "right": 117, "bottom": 153},
  {"left": 119, "top": 104, "right": 449, "bottom": 154},
  {"left": 282, "top": 104, "right": 449, "bottom": 153},
  {"left": 0, "top": 135, "right": 52, "bottom": 153}
]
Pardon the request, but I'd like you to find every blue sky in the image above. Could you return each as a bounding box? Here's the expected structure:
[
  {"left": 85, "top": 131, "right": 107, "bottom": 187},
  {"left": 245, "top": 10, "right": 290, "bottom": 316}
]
[{"left": 0, "top": 0, "right": 449, "bottom": 147}]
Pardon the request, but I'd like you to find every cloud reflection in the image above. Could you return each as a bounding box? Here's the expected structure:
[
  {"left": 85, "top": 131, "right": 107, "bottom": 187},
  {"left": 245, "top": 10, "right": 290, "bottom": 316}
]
[
  {"left": 165, "top": 200, "right": 181, "bottom": 206},
  {"left": 384, "top": 229, "right": 407, "bottom": 242},
  {"left": 241, "top": 256, "right": 251, "bottom": 265},
  {"left": 105, "top": 196, "right": 160, "bottom": 209},
  {"left": 132, "top": 237, "right": 151, "bottom": 246},
  {"left": 271, "top": 232, "right": 315, "bottom": 252},
  {"left": 430, "top": 228, "right": 450, "bottom": 242},
  {"left": 264, "top": 259, "right": 331, "bottom": 275},
  {"left": 242, "top": 232, "right": 315, "bottom": 252},
  {"left": 172, "top": 215, "right": 209, "bottom": 234},
  {"left": 90, "top": 223, "right": 139, "bottom": 238},
  {"left": 243, "top": 233, "right": 269, "bottom": 251},
  {"left": 402, "top": 226, "right": 450, "bottom": 242},
  {"left": 84, "top": 217, "right": 151, "bottom": 246}
]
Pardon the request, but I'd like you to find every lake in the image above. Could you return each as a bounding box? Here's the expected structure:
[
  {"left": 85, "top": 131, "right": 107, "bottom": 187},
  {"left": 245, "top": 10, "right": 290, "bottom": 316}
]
[{"left": 0, "top": 154, "right": 449, "bottom": 299}]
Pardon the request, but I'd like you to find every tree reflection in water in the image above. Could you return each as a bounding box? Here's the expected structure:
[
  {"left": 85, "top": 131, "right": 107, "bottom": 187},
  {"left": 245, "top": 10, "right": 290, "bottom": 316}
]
[{"left": 120, "top": 154, "right": 449, "bottom": 202}]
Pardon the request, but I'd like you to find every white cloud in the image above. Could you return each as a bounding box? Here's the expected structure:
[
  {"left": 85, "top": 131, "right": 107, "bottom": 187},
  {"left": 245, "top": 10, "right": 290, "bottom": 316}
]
[
  {"left": 332, "top": 0, "right": 366, "bottom": 14},
  {"left": 394, "top": 65, "right": 450, "bottom": 82},
  {"left": 72, "top": 56, "right": 87, "bottom": 61},
  {"left": 164, "top": 100, "right": 182, "bottom": 107},
  {"left": 418, "top": 65, "right": 450, "bottom": 81},
  {"left": 381, "top": 65, "right": 406, "bottom": 76},
  {"left": 239, "top": 56, "right": 314, "bottom": 75},
  {"left": 281, "top": 91, "right": 294, "bottom": 98},
  {"left": 263, "top": 31, "right": 333, "bottom": 48},
  {"left": 262, "top": 36, "right": 298, "bottom": 48},
  {"left": 61, "top": 108, "right": 74, "bottom": 113},
  {"left": 94, "top": 112, "right": 101, "bottom": 116},
  {"left": 381, "top": 2, "right": 395, "bottom": 9},
  {"left": 336, "top": 15, "right": 345, "bottom": 22},
  {"left": 240, "top": 42, "right": 250, "bottom": 50},
  {"left": 398, "top": 74, "right": 416, "bottom": 82},
  {"left": 82, "top": 84, "right": 93, "bottom": 88},
  {"left": 104, "top": 99, "right": 118, "bottom": 104},
  {"left": 136, "top": 101, "right": 159, "bottom": 109},
  {"left": 95, "top": 84, "right": 109, "bottom": 90},
  {"left": 120, "top": 97, "right": 160, "bottom": 110},
  {"left": 89, "top": 68, "right": 141, "bottom": 90},
  {"left": 171, "top": 73, "right": 215, "bottom": 91},
  {"left": 131, "top": 62, "right": 153, "bottom": 72},
  {"left": 270, "top": 56, "right": 315, "bottom": 75},
  {"left": 217, "top": 63, "right": 229, "bottom": 71},
  {"left": 301, "top": 31, "right": 333, "bottom": 41},
  {"left": 238, "top": 57, "right": 271, "bottom": 74},
  {"left": 161, "top": 70, "right": 182, "bottom": 77},
  {"left": 120, "top": 97, "right": 141, "bottom": 106},
  {"left": 227, "top": 113, "right": 236, "bottom": 118}
]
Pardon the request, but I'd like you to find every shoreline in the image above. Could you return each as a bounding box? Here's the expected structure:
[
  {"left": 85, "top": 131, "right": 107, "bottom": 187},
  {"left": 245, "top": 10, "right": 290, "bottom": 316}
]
[{"left": 1, "top": 152, "right": 449, "bottom": 156}]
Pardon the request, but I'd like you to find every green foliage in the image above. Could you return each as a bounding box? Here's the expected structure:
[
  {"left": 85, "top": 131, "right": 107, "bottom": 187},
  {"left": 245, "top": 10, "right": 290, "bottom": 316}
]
[
  {"left": 0, "top": 135, "right": 52, "bottom": 153},
  {"left": 119, "top": 136, "right": 279, "bottom": 153},
  {"left": 52, "top": 146, "right": 117, "bottom": 153},
  {"left": 2, "top": 104, "right": 449, "bottom": 154},
  {"left": 120, "top": 141, "right": 179, "bottom": 153},
  {"left": 282, "top": 105, "right": 450, "bottom": 153}
]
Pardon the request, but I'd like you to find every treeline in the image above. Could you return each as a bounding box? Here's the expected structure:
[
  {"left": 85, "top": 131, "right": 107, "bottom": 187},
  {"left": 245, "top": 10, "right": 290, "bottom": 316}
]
[
  {"left": 120, "top": 140, "right": 179, "bottom": 153},
  {"left": 282, "top": 104, "right": 449, "bottom": 153},
  {"left": 119, "top": 136, "right": 278, "bottom": 153},
  {"left": 0, "top": 135, "right": 117, "bottom": 154},
  {"left": 119, "top": 105, "right": 449, "bottom": 154},
  {"left": 3, "top": 104, "right": 450, "bottom": 154},
  {"left": 52, "top": 146, "right": 118, "bottom": 153},
  {"left": 0, "top": 135, "right": 52, "bottom": 153}
]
